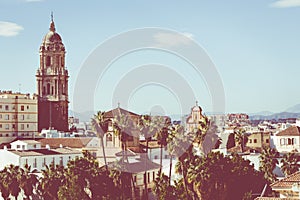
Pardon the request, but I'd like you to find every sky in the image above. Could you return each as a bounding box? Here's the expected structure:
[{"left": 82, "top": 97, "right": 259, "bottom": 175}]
[{"left": 0, "top": 0, "right": 300, "bottom": 116}]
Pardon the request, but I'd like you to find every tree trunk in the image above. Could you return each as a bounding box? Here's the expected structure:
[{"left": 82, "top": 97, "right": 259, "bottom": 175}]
[
  {"left": 181, "top": 161, "right": 190, "bottom": 199},
  {"left": 100, "top": 137, "right": 108, "bottom": 171},
  {"left": 169, "top": 154, "right": 173, "bottom": 185},
  {"left": 159, "top": 143, "right": 163, "bottom": 174}
]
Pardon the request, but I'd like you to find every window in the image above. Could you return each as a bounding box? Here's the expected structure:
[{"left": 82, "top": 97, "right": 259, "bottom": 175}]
[
  {"left": 12, "top": 105, "right": 15, "bottom": 110},
  {"left": 107, "top": 133, "right": 112, "bottom": 141},
  {"left": 5, "top": 124, "right": 9, "bottom": 130},
  {"left": 12, "top": 124, "right": 15, "bottom": 129},
  {"left": 5, "top": 105, "right": 9, "bottom": 110},
  {"left": 5, "top": 115, "right": 9, "bottom": 120},
  {"left": 0, "top": 124, "right": 2, "bottom": 128},
  {"left": 266, "top": 139, "right": 269, "bottom": 143},
  {"left": 52, "top": 157, "right": 55, "bottom": 165},
  {"left": 33, "top": 144, "right": 37, "bottom": 149},
  {"left": 134, "top": 176, "right": 137, "bottom": 183},
  {"left": 60, "top": 157, "right": 63, "bottom": 166},
  {"left": 254, "top": 139, "right": 257, "bottom": 143},
  {"left": 33, "top": 158, "right": 37, "bottom": 168},
  {"left": 27, "top": 105, "right": 29, "bottom": 109},
  {"left": 280, "top": 138, "right": 286, "bottom": 145},
  {"left": 0, "top": 105, "right": 2, "bottom": 109},
  {"left": 0, "top": 114, "right": 2, "bottom": 119},
  {"left": 164, "top": 155, "right": 168, "bottom": 159},
  {"left": 21, "top": 124, "right": 24, "bottom": 130},
  {"left": 154, "top": 155, "right": 158, "bottom": 159},
  {"left": 22, "top": 145, "right": 25, "bottom": 150},
  {"left": 43, "top": 158, "right": 46, "bottom": 167},
  {"left": 148, "top": 172, "right": 150, "bottom": 183},
  {"left": 21, "top": 106, "right": 24, "bottom": 111},
  {"left": 153, "top": 172, "right": 155, "bottom": 181},
  {"left": 17, "top": 145, "right": 20, "bottom": 148},
  {"left": 249, "top": 139, "right": 252, "bottom": 143},
  {"left": 46, "top": 56, "right": 51, "bottom": 66},
  {"left": 292, "top": 138, "right": 296, "bottom": 145},
  {"left": 21, "top": 115, "right": 25, "bottom": 120},
  {"left": 288, "top": 138, "right": 292, "bottom": 145},
  {"left": 27, "top": 124, "right": 29, "bottom": 128}
]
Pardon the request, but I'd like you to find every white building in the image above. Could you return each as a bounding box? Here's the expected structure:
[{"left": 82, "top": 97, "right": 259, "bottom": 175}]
[
  {"left": 0, "top": 91, "right": 38, "bottom": 144},
  {"left": 0, "top": 140, "right": 82, "bottom": 171},
  {"left": 273, "top": 126, "right": 300, "bottom": 153}
]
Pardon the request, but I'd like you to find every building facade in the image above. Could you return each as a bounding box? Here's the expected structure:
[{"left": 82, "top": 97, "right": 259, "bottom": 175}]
[
  {"left": 0, "top": 91, "right": 38, "bottom": 144},
  {"left": 36, "top": 16, "right": 69, "bottom": 132},
  {"left": 186, "top": 101, "right": 206, "bottom": 133},
  {"left": 0, "top": 140, "right": 82, "bottom": 171}
]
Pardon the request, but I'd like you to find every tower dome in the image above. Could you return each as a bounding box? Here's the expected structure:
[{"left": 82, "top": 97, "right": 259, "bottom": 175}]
[{"left": 40, "top": 16, "right": 65, "bottom": 52}]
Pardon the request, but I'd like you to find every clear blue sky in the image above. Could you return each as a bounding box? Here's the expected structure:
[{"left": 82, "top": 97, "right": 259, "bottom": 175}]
[{"left": 0, "top": 0, "right": 300, "bottom": 115}]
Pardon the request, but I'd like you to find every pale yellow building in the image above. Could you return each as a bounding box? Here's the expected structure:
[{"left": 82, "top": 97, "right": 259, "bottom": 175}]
[{"left": 0, "top": 91, "right": 38, "bottom": 144}]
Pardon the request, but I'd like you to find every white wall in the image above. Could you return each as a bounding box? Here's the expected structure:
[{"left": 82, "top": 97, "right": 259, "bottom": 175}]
[{"left": 0, "top": 149, "right": 19, "bottom": 170}]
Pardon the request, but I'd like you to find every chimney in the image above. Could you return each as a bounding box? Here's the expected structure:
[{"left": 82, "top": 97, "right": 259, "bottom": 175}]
[
  {"left": 4, "top": 145, "right": 7, "bottom": 150},
  {"left": 46, "top": 144, "right": 50, "bottom": 150},
  {"left": 59, "top": 144, "right": 63, "bottom": 148}
]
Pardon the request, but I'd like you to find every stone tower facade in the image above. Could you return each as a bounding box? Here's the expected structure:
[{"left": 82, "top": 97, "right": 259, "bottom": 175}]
[{"left": 36, "top": 16, "right": 69, "bottom": 132}]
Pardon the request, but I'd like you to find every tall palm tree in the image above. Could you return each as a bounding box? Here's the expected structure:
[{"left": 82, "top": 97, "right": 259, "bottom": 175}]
[
  {"left": 281, "top": 152, "right": 300, "bottom": 176},
  {"left": 91, "top": 111, "right": 109, "bottom": 171},
  {"left": 167, "top": 124, "right": 193, "bottom": 198},
  {"left": 259, "top": 147, "right": 279, "bottom": 183}
]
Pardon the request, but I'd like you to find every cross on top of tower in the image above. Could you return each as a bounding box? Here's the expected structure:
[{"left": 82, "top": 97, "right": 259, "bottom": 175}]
[{"left": 49, "top": 11, "right": 56, "bottom": 32}]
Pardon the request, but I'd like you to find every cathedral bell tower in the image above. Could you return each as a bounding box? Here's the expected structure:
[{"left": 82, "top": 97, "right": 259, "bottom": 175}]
[{"left": 36, "top": 14, "right": 69, "bottom": 132}]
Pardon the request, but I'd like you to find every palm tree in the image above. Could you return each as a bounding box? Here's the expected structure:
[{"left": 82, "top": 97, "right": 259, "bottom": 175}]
[
  {"left": 91, "top": 111, "right": 109, "bottom": 171},
  {"left": 281, "top": 152, "right": 300, "bottom": 176},
  {"left": 19, "top": 164, "right": 38, "bottom": 200},
  {"left": 156, "top": 126, "right": 169, "bottom": 174},
  {"left": 167, "top": 124, "right": 193, "bottom": 198},
  {"left": 260, "top": 147, "right": 279, "bottom": 183},
  {"left": 234, "top": 128, "right": 247, "bottom": 152}
]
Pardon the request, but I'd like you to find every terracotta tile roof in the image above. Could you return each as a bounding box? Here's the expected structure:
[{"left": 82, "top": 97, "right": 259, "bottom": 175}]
[
  {"left": 140, "top": 140, "right": 161, "bottom": 149},
  {"left": 276, "top": 126, "right": 300, "bottom": 136},
  {"left": 104, "top": 107, "right": 139, "bottom": 118},
  {"left": 271, "top": 171, "right": 300, "bottom": 189},
  {"left": 108, "top": 158, "right": 160, "bottom": 173},
  {"left": 38, "top": 138, "right": 93, "bottom": 148},
  {"left": 255, "top": 198, "right": 299, "bottom": 200},
  {"left": 9, "top": 148, "right": 81, "bottom": 157}
]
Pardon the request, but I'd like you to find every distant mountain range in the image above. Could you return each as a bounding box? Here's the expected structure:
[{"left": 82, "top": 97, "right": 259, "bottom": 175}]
[
  {"left": 69, "top": 103, "right": 300, "bottom": 122},
  {"left": 249, "top": 104, "right": 300, "bottom": 120}
]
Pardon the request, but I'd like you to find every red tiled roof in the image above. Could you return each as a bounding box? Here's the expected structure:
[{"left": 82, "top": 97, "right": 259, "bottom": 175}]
[
  {"left": 255, "top": 198, "right": 299, "bottom": 200},
  {"left": 277, "top": 126, "right": 300, "bottom": 136},
  {"left": 104, "top": 107, "right": 139, "bottom": 118},
  {"left": 271, "top": 171, "right": 300, "bottom": 189},
  {"left": 38, "top": 138, "right": 93, "bottom": 148}
]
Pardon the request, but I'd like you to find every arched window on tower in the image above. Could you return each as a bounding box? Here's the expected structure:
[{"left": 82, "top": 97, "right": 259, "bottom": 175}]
[
  {"left": 47, "top": 83, "right": 50, "bottom": 95},
  {"left": 51, "top": 86, "right": 54, "bottom": 95},
  {"left": 43, "top": 86, "right": 46, "bottom": 95},
  {"left": 61, "top": 56, "right": 64, "bottom": 67},
  {"left": 46, "top": 56, "right": 51, "bottom": 66}
]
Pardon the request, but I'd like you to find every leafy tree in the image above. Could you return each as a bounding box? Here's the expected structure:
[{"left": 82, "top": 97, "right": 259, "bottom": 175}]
[
  {"left": 202, "top": 120, "right": 222, "bottom": 155},
  {"left": 5, "top": 164, "right": 22, "bottom": 200},
  {"left": 152, "top": 173, "right": 176, "bottom": 200},
  {"left": 260, "top": 147, "right": 279, "bottom": 183},
  {"left": 0, "top": 168, "right": 10, "bottom": 200},
  {"left": 188, "top": 152, "right": 267, "bottom": 199},
  {"left": 19, "top": 164, "right": 38, "bottom": 200},
  {"left": 38, "top": 164, "right": 65, "bottom": 200},
  {"left": 58, "top": 151, "right": 115, "bottom": 200},
  {"left": 281, "top": 152, "right": 300, "bottom": 176}
]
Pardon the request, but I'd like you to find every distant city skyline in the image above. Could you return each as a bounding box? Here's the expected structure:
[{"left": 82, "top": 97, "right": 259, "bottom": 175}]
[{"left": 1, "top": 0, "right": 300, "bottom": 115}]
